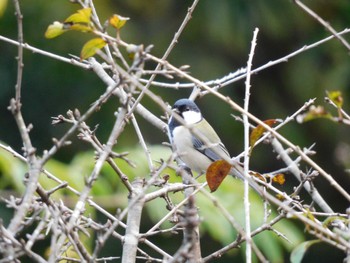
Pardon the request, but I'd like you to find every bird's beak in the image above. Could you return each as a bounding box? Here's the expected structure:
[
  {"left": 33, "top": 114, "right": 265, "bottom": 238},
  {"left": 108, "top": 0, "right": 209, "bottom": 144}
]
[{"left": 172, "top": 108, "right": 180, "bottom": 114}]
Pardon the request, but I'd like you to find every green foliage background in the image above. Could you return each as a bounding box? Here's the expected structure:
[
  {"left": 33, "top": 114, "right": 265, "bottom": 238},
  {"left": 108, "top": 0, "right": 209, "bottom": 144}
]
[{"left": 1, "top": 1, "right": 350, "bottom": 262}]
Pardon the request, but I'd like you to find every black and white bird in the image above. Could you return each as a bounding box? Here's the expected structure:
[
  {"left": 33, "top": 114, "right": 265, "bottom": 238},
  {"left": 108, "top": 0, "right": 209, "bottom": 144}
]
[
  {"left": 167, "top": 98, "right": 264, "bottom": 194},
  {"left": 168, "top": 98, "right": 233, "bottom": 174}
]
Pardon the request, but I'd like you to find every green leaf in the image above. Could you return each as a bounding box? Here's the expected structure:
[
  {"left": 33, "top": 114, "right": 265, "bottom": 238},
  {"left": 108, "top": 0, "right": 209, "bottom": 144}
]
[
  {"left": 296, "top": 105, "right": 333, "bottom": 123},
  {"left": 80, "top": 38, "right": 106, "bottom": 60},
  {"left": 45, "top": 21, "right": 67, "bottom": 39},
  {"left": 290, "top": 240, "right": 321, "bottom": 263},
  {"left": 65, "top": 8, "right": 92, "bottom": 24}
]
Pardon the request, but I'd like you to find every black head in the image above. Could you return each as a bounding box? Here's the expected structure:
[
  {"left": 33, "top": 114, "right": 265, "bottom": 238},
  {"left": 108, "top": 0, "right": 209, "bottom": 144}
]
[
  {"left": 168, "top": 99, "right": 202, "bottom": 138},
  {"left": 172, "top": 99, "right": 201, "bottom": 116}
]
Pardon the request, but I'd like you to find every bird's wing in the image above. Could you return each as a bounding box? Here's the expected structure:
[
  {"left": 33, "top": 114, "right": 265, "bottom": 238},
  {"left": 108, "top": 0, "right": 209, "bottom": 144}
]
[
  {"left": 191, "top": 119, "right": 230, "bottom": 161},
  {"left": 192, "top": 135, "right": 229, "bottom": 161}
]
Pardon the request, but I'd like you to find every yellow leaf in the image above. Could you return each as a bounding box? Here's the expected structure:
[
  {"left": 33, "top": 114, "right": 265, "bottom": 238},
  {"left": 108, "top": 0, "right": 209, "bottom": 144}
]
[
  {"left": 206, "top": 160, "right": 232, "bottom": 192},
  {"left": 80, "top": 38, "right": 106, "bottom": 60},
  {"left": 276, "top": 194, "right": 285, "bottom": 200},
  {"left": 45, "top": 21, "right": 67, "bottom": 39},
  {"left": 272, "top": 173, "right": 285, "bottom": 185},
  {"left": 250, "top": 119, "right": 277, "bottom": 153},
  {"left": 304, "top": 208, "right": 316, "bottom": 222},
  {"left": 69, "top": 23, "right": 93, "bottom": 33},
  {"left": 109, "top": 14, "right": 129, "bottom": 29},
  {"left": 0, "top": 0, "right": 7, "bottom": 17},
  {"left": 249, "top": 171, "right": 266, "bottom": 182},
  {"left": 65, "top": 8, "right": 92, "bottom": 24},
  {"left": 327, "top": 90, "right": 343, "bottom": 108}
]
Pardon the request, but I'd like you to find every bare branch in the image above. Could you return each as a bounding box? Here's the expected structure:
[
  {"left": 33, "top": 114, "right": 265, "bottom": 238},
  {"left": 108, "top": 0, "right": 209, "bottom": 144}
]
[
  {"left": 6, "top": 98, "right": 40, "bottom": 238},
  {"left": 178, "top": 169, "right": 202, "bottom": 262},
  {"left": 0, "top": 35, "right": 91, "bottom": 69},
  {"left": 121, "top": 179, "right": 145, "bottom": 263},
  {"left": 271, "top": 138, "right": 333, "bottom": 213},
  {"left": 166, "top": 195, "right": 200, "bottom": 263},
  {"left": 243, "top": 27, "right": 259, "bottom": 263},
  {"left": 12, "top": 0, "right": 24, "bottom": 102},
  {"left": 129, "top": 0, "right": 200, "bottom": 114},
  {"left": 293, "top": 0, "right": 350, "bottom": 51}
]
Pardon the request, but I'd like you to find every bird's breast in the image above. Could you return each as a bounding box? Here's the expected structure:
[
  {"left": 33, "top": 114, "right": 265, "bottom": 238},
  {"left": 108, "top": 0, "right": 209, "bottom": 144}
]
[{"left": 172, "top": 126, "right": 212, "bottom": 173}]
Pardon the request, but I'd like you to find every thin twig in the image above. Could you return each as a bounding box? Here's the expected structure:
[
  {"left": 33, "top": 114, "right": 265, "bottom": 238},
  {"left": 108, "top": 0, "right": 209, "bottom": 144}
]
[
  {"left": 218, "top": 28, "right": 350, "bottom": 89},
  {"left": 89, "top": 58, "right": 167, "bottom": 132},
  {"left": 128, "top": 102, "right": 155, "bottom": 173},
  {"left": 199, "top": 187, "right": 267, "bottom": 262},
  {"left": 271, "top": 138, "right": 333, "bottom": 213},
  {"left": 134, "top": 29, "right": 350, "bottom": 93},
  {"left": 128, "top": 0, "right": 200, "bottom": 115},
  {"left": 165, "top": 195, "right": 199, "bottom": 263},
  {"left": 0, "top": 35, "right": 91, "bottom": 69},
  {"left": 41, "top": 81, "right": 119, "bottom": 165},
  {"left": 12, "top": 0, "right": 24, "bottom": 102},
  {"left": 293, "top": 0, "right": 350, "bottom": 52},
  {"left": 203, "top": 214, "right": 285, "bottom": 262},
  {"left": 235, "top": 98, "right": 316, "bottom": 160},
  {"left": 243, "top": 27, "right": 259, "bottom": 263},
  {"left": 145, "top": 183, "right": 206, "bottom": 235},
  {"left": 54, "top": 106, "right": 129, "bottom": 258},
  {"left": 179, "top": 169, "right": 202, "bottom": 262}
]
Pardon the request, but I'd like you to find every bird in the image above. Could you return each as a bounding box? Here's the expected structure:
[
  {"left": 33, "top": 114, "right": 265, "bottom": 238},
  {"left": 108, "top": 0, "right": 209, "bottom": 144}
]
[
  {"left": 167, "top": 99, "right": 265, "bottom": 195},
  {"left": 167, "top": 98, "right": 232, "bottom": 175},
  {"left": 167, "top": 98, "right": 264, "bottom": 194}
]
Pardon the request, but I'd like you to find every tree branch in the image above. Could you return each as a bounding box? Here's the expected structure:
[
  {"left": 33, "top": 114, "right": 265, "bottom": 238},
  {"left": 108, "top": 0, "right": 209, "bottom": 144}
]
[
  {"left": 121, "top": 179, "right": 145, "bottom": 263},
  {"left": 293, "top": 0, "right": 350, "bottom": 51},
  {"left": 242, "top": 27, "right": 259, "bottom": 262}
]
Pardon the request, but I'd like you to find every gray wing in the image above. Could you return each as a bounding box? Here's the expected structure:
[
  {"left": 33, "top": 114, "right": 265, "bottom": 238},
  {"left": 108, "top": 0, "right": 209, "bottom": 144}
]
[{"left": 191, "top": 134, "right": 230, "bottom": 162}]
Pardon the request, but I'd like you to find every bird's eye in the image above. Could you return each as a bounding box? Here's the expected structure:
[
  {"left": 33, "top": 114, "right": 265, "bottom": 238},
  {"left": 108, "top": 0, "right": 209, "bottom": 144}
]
[{"left": 179, "top": 105, "right": 189, "bottom": 112}]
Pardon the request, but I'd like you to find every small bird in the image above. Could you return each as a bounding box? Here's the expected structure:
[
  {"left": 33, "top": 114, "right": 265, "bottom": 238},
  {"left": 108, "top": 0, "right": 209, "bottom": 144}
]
[
  {"left": 168, "top": 98, "right": 262, "bottom": 194},
  {"left": 168, "top": 98, "right": 232, "bottom": 175}
]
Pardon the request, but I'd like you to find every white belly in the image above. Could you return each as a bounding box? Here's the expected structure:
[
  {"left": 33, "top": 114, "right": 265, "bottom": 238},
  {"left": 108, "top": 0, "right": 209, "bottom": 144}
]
[{"left": 172, "top": 126, "right": 212, "bottom": 173}]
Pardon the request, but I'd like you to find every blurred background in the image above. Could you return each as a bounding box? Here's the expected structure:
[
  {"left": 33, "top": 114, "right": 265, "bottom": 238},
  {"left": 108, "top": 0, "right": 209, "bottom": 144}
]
[{"left": 1, "top": 0, "right": 350, "bottom": 262}]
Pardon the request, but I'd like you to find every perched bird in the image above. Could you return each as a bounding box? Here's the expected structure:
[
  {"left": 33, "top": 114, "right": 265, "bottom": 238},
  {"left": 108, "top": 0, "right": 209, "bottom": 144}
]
[
  {"left": 167, "top": 99, "right": 262, "bottom": 194},
  {"left": 168, "top": 98, "right": 232, "bottom": 175}
]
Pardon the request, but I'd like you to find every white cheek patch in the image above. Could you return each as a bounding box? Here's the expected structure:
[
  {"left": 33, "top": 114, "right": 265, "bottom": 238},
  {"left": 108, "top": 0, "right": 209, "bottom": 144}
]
[{"left": 182, "top": 111, "right": 202, "bottom": 124}]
